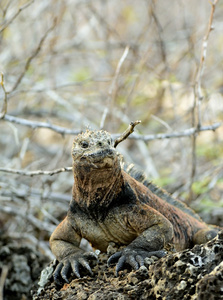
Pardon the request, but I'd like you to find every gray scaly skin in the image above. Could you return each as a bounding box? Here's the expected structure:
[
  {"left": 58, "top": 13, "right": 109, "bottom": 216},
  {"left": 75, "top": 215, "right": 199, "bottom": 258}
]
[{"left": 50, "top": 130, "right": 221, "bottom": 285}]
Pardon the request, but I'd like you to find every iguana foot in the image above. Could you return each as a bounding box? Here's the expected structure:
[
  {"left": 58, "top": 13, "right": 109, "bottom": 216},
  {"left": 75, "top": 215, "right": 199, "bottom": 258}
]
[
  {"left": 107, "top": 248, "right": 166, "bottom": 276},
  {"left": 193, "top": 228, "right": 219, "bottom": 245},
  {"left": 53, "top": 251, "right": 98, "bottom": 285}
]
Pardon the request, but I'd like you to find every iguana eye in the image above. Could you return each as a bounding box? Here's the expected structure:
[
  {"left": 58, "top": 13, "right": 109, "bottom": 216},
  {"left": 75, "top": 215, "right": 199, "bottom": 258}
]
[{"left": 80, "top": 141, "right": 89, "bottom": 148}]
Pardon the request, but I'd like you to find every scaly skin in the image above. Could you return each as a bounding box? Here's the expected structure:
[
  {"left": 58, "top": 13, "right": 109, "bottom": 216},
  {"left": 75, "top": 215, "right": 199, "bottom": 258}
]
[{"left": 50, "top": 130, "right": 221, "bottom": 284}]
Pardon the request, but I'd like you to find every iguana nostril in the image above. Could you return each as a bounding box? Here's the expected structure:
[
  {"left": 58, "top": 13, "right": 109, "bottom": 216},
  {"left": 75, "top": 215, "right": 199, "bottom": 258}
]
[{"left": 98, "top": 142, "right": 103, "bottom": 147}]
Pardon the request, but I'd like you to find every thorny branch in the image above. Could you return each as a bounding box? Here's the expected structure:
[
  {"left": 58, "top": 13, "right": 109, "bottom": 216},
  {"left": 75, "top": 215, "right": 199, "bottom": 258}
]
[
  {"left": 10, "top": 18, "right": 57, "bottom": 92},
  {"left": 0, "top": 0, "right": 34, "bottom": 33},
  {"left": 114, "top": 120, "right": 141, "bottom": 148},
  {"left": 0, "top": 73, "right": 7, "bottom": 119}
]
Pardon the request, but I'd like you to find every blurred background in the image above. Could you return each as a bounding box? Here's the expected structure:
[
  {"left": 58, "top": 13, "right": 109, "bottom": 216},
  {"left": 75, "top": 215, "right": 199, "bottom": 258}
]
[{"left": 0, "top": 0, "right": 223, "bottom": 274}]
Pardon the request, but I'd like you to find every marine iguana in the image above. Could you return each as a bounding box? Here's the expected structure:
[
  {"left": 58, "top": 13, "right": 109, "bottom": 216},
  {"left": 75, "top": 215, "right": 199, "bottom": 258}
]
[{"left": 50, "top": 129, "right": 221, "bottom": 284}]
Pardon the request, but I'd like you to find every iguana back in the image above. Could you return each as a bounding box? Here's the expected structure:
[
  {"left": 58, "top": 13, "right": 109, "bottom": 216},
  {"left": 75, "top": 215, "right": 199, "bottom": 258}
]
[{"left": 121, "top": 161, "right": 202, "bottom": 222}]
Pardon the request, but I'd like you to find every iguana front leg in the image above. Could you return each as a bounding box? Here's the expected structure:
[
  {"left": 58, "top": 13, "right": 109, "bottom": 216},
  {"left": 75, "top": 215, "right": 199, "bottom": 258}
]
[
  {"left": 108, "top": 205, "right": 174, "bottom": 275},
  {"left": 49, "top": 217, "right": 98, "bottom": 284}
]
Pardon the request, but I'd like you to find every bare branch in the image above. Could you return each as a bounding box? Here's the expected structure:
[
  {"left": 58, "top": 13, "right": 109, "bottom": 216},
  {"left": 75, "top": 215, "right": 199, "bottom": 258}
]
[
  {"left": 10, "top": 77, "right": 112, "bottom": 96},
  {"left": 1, "top": 114, "right": 221, "bottom": 140},
  {"left": 127, "top": 123, "right": 221, "bottom": 141},
  {"left": 0, "top": 266, "right": 8, "bottom": 300},
  {"left": 3, "top": 114, "right": 82, "bottom": 135},
  {"left": 10, "top": 18, "right": 57, "bottom": 92},
  {"left": 1, "top": 186, "right": 70, "bottom": 204},
  {"left": 195, "top": 0, "right": 219, "bottom": 128},
  {"left": 189, "top": 0, "right": 219, "bottom": 203},
  {"left": 0, "top": 206, "right": 56, "bottom": 232},
  {"left": 0, "top": 166, "right": 72, "bottom": 176},
  {"left": 87, "top": 4, "right": 121, "bottom": 40},
  {"left": 0, "top": 0, "right": 35, "bottom": 33},
  {"left": 150, "top": 0, "right": 177, "bottom": 115},
  {"left": 100, "top": 46, "right": 130, "bottom": 129},
  {"left": 114, "top": 120, "right": 141, "bottom": 148},
  {"left": 5, "top": 232, "right": 54, "bottom": 259},
  {"left": 108, "top": 46, "right": 130, "bottom": 97},
  {"left": 0, "top": 123, "right": 221, "bottom": 177},
  {"left": 0, "top": 73, "right": 7, "bottom": 119}
]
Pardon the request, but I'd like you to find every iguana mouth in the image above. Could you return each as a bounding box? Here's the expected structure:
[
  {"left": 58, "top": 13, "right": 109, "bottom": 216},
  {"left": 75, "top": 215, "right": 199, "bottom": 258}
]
[
  {"left": 78, "top": 148, "right": 117, "bottom": 169},
  {"left": 83, "top": 148, "right": 115, "bottom": 159}
]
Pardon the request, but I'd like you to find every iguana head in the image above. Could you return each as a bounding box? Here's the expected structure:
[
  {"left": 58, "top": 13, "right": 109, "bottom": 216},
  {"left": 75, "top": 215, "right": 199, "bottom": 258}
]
[
  {"left": 72, "top": 130, "right": 116, "bottom": 168},
  {"left": 71, "top": 130, "right": 123, "bottom": 207}
]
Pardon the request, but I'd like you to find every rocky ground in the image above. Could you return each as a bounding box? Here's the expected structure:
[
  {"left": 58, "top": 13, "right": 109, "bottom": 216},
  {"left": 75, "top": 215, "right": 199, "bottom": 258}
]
[
  {"left": 32, "top": 231, "right": 223, "bottom": 300},
  {"left": 0, "top": 235, "right": 49, "bottom": 300}
]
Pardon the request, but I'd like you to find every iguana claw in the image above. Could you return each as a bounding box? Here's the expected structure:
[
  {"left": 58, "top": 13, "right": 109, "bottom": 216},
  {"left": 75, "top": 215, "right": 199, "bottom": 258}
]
[
  {"left": 108, "top": 249, "right": 166, "bottom": 276},
  {"left": 53, "top": 251, "right": 98, "bottom": 285}
]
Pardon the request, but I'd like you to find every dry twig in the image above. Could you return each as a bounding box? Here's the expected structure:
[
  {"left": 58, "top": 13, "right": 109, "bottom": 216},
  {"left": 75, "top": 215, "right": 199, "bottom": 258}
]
[
  {"left": 189, "top": 0, "right": 219, "bottom": 202},
  {"left": 0, "top": 0, "right": 34, "bottom": 33},
  {"left": 195, "top": 0, "right": 219, "bottom": 128},
  {"left": 10, "top": 18, "right": 57, "bottom": 92},
  {"left": 0, "top": 206, "right": 56, "bottom": 232},
  {"left": 3, "top": 114, "right": 82, "bottom": 135},
  {"left": 0, "top": 266, "right": 8, "bottom": 300},
  {"left": 100, "top": 46, "right": 130, "bottom": 129},
  {"left": 0, "top": 122, "right": 220, "bottom": 177},
  {"left": 114, "top": 120, "right": 141, "bottom": 148},
  {"left": 150, "top": 0, "right": 177, "bottom": 114},
  {"left": 0, "top": 166, "right": 72, "bottom": 176},
  {"left": 1, "top": 113, "right": 221, "bottom": 139},
  {"left": 0, "top": 73, "right": 7, "bottom": 119},
  {"left": 129, "top": 123, "right": 221, "bottom": 141}
]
